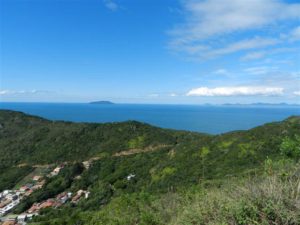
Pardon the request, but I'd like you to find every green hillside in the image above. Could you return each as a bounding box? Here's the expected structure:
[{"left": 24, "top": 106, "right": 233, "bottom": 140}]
[{"left": 0, "top": 110, "right": 300, "bottom": 224}]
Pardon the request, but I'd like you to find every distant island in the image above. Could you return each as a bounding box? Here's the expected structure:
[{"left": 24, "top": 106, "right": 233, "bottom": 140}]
[
  {"left": 89, "top": 101, "right": 114, "bottom": 105},
  {"left": 222, "top": 102, "right": 300, "bottom": 106}
]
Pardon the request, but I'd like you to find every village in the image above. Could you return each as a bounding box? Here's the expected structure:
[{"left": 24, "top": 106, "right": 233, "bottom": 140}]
[
  {"left": 0, "top": 163, "right": 91, "bottom": 225},
  {"left": 0, "top": 155, "right": 138, "bottom": 225}
]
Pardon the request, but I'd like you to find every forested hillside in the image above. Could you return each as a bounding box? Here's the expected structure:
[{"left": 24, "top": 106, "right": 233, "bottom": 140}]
[{"left": 0, "top": 110, "right": 300, "bottom": 224}]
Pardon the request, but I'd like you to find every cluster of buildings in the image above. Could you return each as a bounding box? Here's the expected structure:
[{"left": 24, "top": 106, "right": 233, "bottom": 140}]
[
  {"left": 27, "top": 191, "right": 72, "bottom": 214},
  {"left": 27, "top": 189, "right": 89, "bottom": 214},
  {"left": 0, "top": 166, "right": 62, "bottom": 224},
  {"left": 0, "top": 191, "right": 20, "bottom": 217},
  {"left": 1, "top": 164, "right": 92, "bottom": 225},
  {"left": 0, "top": 176, "right": 45, "bottom": 217},
  {"left": 0, "top": 189, "right": 90, "bottom": 225},
  {"left": 0, "top": 213, "right": 36, "bottom": 225},
  {"left": 0, "top": 176, "right": 45, "bottom": 225}
]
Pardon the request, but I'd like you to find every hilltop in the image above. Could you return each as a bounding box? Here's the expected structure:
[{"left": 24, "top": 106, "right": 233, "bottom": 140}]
[{"left": 0, "top": 110, "right": 300, "bottom": 224}]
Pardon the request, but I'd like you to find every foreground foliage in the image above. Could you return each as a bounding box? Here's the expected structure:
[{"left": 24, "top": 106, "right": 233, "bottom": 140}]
[{"left": 31, "top": 160, "right": 300, "bottom": 225}]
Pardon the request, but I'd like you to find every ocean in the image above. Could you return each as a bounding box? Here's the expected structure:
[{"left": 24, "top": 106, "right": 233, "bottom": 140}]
[{"left": 0, "top": 102, "right": 299, "bottom": 134}]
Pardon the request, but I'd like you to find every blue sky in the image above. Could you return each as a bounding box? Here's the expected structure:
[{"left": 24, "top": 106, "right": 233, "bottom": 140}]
[{"left": 0, "top": 0, "right": 300, "bottom": 104}]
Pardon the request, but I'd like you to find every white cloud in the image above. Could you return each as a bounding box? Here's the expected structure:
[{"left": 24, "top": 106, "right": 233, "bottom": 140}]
[
  {"left": 0, "top": 89, "right": 45, "bottom": 96},
  {"left": 0, "top": 90, "right": 11, "bottom": 95},
  {"left": 244, "top": 66, "right": 278, "bottom": 75},
  {"left": 289, "top": 26, "right": 300, "bottom": 41},
  {"left": 103, "top": 0, "right": 119, "bottom": 11},
  {"left": 293, "top": 91, "right": 300, "bottom": 96},
  {"left": 169, "top": 0, "right": 300, "bottom": 58},
  {"left": 241, "top": 51, "right": 266, "bottom": 61},
  {"left": 170, "top": 36, "right": 279, "bottom": 59},
  {"left": 169, "top": 93, "right": 178, "bottom": 97},
  {"left": 148, "top": 93, "right": 159, "bottom": 98},
  {"left": 241, "top": 47, "right": 298, "bottom": 61},
  {"left": 214, "top": 69, "right": 228, "bottom": 75},
  {"left": 186, "top": 86, "right": 284, "bottom": 97},
  {"left": 172, "top": 0, "right": 300, "bottom": 40},
  {"left": 207, "top": 37, "right": 279, "bottom": 58}
]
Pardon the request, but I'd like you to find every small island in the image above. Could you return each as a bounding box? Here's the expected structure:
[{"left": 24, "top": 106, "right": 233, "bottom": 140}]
[{"left": 89, "top": 101, "right": 115, "bottom": 105}]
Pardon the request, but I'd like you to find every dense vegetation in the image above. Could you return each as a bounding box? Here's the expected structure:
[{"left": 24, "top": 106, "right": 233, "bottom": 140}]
[
  {"left": 41, "top": 160, "right": 298, "bottom": 225},
  {"left": 0, "top": 110, "right": 180, "bottom": 167},
  {"left": 0, "top": 110, "right": 300, "bottom": 224},
  {"left": 0, "top": 166, "right": 33, "bottom": 191}
]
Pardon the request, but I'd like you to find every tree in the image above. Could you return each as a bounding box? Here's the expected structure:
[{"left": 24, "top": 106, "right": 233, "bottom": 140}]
[
  {"left": 200, "top": 146, "right": 210, "bottom": 180},
  {"left": 280, "top": 135, "right": 300, "bottom": 159}
]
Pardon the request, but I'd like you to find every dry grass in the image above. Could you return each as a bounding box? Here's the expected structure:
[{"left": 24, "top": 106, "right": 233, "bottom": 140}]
[{"left": 168, "top": 167, "right": 300, "bottom": 225}]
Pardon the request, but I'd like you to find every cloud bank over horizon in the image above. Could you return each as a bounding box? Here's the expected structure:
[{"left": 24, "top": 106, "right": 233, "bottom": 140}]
[{"left": 186, "top": 86, "right": 284, "bottom": 97}]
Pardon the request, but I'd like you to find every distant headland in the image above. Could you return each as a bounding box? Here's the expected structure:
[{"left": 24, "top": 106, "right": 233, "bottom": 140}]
[{"left": 89, "top": 101, "right": 114, "bottom": 105}]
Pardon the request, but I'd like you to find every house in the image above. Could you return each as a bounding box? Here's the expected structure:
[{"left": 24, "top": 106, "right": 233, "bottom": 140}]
[
  {"left": 2, "top": 190, "right": 10, "bottom": 196},
  {"left": 71, "top": 190, "right": 83, "bottom": 203},
  {"left": 28, "top": 199, "right": 57, "bottom": 214},
  {"left": 35, "top": 180, "right": 45, "bottom": 189},
  {"left": 26, "top": 183, "right": 34, "bottom": 189},
  {"left": 50, "top": 166, "right": 63, "bottom": 176},
  {"left": 53, "top": 167, "right": 61, "bottom": 173},
  {"left": 19, "top": 184, "right": 33, "bottom": 192},
  {"left": 84, "top": 191, "right": 90, "bottom": 199},
  {"left": 17, "top": 214, "right": 27, "bottom": 222},
  {"left": 82, "top": 161, "right": 91, "bottom": 169},
  {"left": 0, "top": 199, "right": 12, "bottom": 208},
  {"left": 32, "top": 175, "right": 42, "bottom": 181},
  {"left": 39, "top": 199, "right": 56, "bottom": 209},
  {"left": 24, "top": 189, "right": 33, "bottom": 196},
  {"left": 127, "top": 173, "right": 136, "bottom": 181},
  {"left": 56, "top": 192, "right": 70, "bottom": 204},
  {"left": 28, "top": 203, "right": 40, "bottom": 214},
  {"left": 19, "top": 186, "right": 29, "bottom": 192},
  {"left": 6, "top": 194, "right": 18, "bottom": 201},
  {"left": 71, "top": 190, "right": 89, "bottom": 203},
  {"left": 31, "top": 180, "right": 45, "bottom": 191},
  {"left": 26, "top": 213, "right": 37, "bottom": 220},
  {"left": 71, "top": 194, "right": 81, "bottom": 203}
]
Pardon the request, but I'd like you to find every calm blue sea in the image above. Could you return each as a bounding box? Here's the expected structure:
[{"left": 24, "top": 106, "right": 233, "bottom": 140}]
[{"left": 0, "top": 102, "right": 299, "bottom": 134}]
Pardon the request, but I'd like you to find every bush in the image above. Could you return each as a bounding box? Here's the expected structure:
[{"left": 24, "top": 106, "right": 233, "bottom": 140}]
[{"left": 280, "top": 135, "right": 300, "bottom": 159}]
